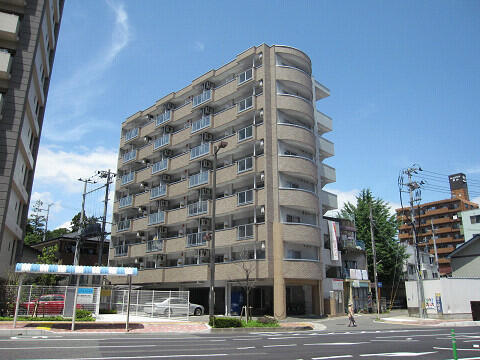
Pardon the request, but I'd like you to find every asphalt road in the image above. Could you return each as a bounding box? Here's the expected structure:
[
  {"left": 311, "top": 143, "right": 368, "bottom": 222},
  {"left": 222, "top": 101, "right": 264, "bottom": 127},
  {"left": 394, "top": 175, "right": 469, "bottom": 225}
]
[{"left": 1, "top": 326, "right": 479, "bottom": 360}]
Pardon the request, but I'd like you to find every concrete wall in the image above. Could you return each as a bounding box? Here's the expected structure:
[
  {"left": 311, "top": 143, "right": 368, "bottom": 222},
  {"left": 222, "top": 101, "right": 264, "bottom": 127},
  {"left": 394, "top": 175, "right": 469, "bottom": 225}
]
[
  {"left": 451, "top": 239, "right": 480, "bottom": 277},
  {"left": 406, "top": 278, "right": 480, "bottom": 318}
]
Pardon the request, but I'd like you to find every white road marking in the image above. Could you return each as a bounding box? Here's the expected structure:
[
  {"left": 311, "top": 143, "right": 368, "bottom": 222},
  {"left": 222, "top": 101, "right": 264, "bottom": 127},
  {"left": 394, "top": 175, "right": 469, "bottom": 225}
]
[
  {"left": 433, "top": 347, "right": 480, "bottom": 351},
  {"left": 232, "top": 337, "right": 263, "bottom": 341},
  {"left": 360, "top": 352, "right": 437, "bottom": 357},
  {"left": 23, "top": 354, "right": 230, "bottom": 360},
  {"left": 267, "top": 336, "right": 310, "bottom": 340},
  {"left": 371, "top": 339, "right": 418, "bottom": 342},
  {"left": 474, "top": 344, "right": 480, "bottom": 348},
  {"left": 311, "top": 356, "right": 353, "bottom": 360},
  {"left": 0, "top": 345, "right": 157, "bottom": 350},
  {"left": 263, "top": 344, "right": 297, "bottom": 348},
  {"left": 236, "top": 346, "right": 255, "bottom": 350},
  {"left": 209, "top": 340, "right": 226, "bottom": 342},
  {"left": 305, "top": 342, "right": 369, "bottom": 346}
]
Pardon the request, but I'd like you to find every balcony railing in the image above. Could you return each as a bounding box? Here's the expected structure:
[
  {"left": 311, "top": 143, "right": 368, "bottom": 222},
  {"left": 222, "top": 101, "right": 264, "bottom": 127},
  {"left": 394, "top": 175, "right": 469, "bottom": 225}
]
[
  {"left": 148, "top": 211, "right": 165, "bottom": 225},
  {"left": 156, "top": 110, "right": 171, "bottom": 127},
  {"left": 237, "top": 224, "right": 254, "bottom": 240},
  {"left": 192, "top": 89, "right": 211, "bottom": 107},
  {"left": 188, "top": 171, "right": 208, "bottom": 188},
  {"left": 187, "top": 232, "right": 208, "bottom": 247},
  {"left": 191, "top": 115, "right": 211, "bottom": 133},
  {"left": 121, "top": 172, "right": 134, "bottom": 185},
  {"left": 150, "top": 184, "right": 167, "bottom": 199},
  {"left": 146, "top": 239, "right": 163, "bottom": 252},
  {"left": 123, "top": 150, "right": 137, "bottom": 163},
  {"left": 119, "top": 195, "right": 133, "bottom": 208},
  {"left": 152, "top": 159, "right": 168, "bottom": 174},
  {"left": 117, "top": 219, "right": 131, "bottom": 232},
  {"left": 124, "top": 127, "right": 139, "bottom": 142},
  {"left": 237, "top": 189, "right": 253, "bottom": 206},
  {"left": 114, "top": 245, "right": 128, "bottom": 256},
  {"left": 190, "top": 142, "right": 210, "bottom": 160},
  {"left": 341, "top": 239, "right": 366, "bottom": 251},
  {"left": 188, "top": 201, "right": 208, "bottom": 217},
  {"left": 154, "top": 134, "right": 170, "bottom": 150},
  {"left": 237, "top": 96, "right": 253, "bottom": 112}
]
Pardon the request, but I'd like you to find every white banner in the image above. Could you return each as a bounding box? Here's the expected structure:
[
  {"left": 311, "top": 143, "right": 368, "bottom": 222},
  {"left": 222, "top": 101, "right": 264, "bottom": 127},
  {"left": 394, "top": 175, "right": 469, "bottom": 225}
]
[
  {"left": 361, "top": 270, "right": 369, "bottom": 280},
  {"left": 328, "top": 220, "right": 339, "bottom": 261}
]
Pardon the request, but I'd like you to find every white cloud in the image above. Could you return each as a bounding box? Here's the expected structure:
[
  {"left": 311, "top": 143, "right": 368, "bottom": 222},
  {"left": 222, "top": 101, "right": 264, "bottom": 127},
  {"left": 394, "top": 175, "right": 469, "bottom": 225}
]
[
  {"left": 56, "top": 221, "right": 72, "bottom": 231},
  {"left": 471, "top": 196, "right": 480, "bottom": 205},
  {"left": 29, "top": 191, "right": 63, "bottom": 214},
  {"left": 34, "top": 146, "right": 118, "bottom": 193},
  {"left": 194, "top": 41, "right": 205, "bottom": 52}
]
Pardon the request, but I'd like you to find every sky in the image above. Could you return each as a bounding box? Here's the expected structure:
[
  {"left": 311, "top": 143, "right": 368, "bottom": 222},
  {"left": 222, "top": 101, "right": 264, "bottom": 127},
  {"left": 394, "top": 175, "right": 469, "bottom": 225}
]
[{"left": 31, "top": 0, "right": 480, "bottom": 230}]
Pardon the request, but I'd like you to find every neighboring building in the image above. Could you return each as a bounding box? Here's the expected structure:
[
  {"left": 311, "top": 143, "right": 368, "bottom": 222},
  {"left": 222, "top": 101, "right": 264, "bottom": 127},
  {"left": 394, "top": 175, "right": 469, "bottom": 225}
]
[
  {"left": 403, "top": 243, "right": 439, "bottom": 281},
  {"left": 397, "top": 173, "right": 479, "bottom": 275},
  {"left": 0, "top": 0, "right": 65, "bottom": 281},
  {"left": 448, "top": 234, "right": 480, "bottom": 278},
  {"left": 109, "top": 44, "right": 337, "bottom": 318},
  {"left": 323, "top": 217, "right": 369, "bottom": 315},
  {"left": 20, "top": 244, "right": 40, "bottom": 264},
  {"left": 459, "top": 208, "right": 480, "bottom": 242}
]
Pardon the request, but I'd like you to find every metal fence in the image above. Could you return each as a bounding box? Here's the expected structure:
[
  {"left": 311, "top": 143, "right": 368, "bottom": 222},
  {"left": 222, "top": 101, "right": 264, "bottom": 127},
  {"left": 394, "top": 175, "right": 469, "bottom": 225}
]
[
  {"left": 102, "top": 289, "right": 190, "bottom": 320},
  {"left": 0, "top": 285, "right": 100, "bottom": 318}
]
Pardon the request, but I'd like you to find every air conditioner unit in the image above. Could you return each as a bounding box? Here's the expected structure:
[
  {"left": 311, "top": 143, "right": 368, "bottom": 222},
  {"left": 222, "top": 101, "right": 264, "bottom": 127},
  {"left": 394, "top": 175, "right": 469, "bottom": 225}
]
[
  {"left": 177, "top": 258, "right": 183, "bottom": 266},
  {"left": 164, "top": 125, "right": 174, "bottom": 134},
  {"left": 203, "top": 81, "right": 213, "bottom": 90},
  {"left": 165, "top": 102, "right": 175, "bottom": 110},
  {"left": 159, "top": 200, "right": 169, "bottom": 209},
  {"left": 179, "top": 200, "right": 185, "bottom": 208},
  {"left": 158, "top": 226, "right": 167, "bottom": 235},
  {"left": 258, "top": 79, "right": 263, "bottom": 87},
  {"left": 201, "top": 159, "right": 212, "bottom": 169},
  {"left": 160, "top": 174, "right": 171, "bottom": 182},
  {"left": 201, "top": 132, "right": 213, "bottom": 142},
  {"left": 144, "top": 136, "right": 151, "bottom": 143},
  {"left": 199, "top": 187, "right": 211, "bottom": 196},
  {"left": 260, "top": 172, "right": 265, "bottom": 181},
  {"left": 140, "top": 182, "right": 149, "bottom": 189},
  {"left": 163, "top": 149, "right": 173, "bottom": 157},
  {"left": 136, "top": 231, "right": 144, "bottom": 237},
  {"left": 200, "top": 218, "right": 211, "bottom": 226},
  {"left": 259, "top": 109, "right": 264, "bottom": 118},
  {"left": 142, "top": 159, "right": 150, "bottom": 165},
  {"left": 138, "top": 206, "right": 146, "bottom": 212},
  {"left": 260, "top": 206, "right": 265, "bottom": 214},
  {"left": 203, "top": 106, "right": 214, "bottom": 115}
]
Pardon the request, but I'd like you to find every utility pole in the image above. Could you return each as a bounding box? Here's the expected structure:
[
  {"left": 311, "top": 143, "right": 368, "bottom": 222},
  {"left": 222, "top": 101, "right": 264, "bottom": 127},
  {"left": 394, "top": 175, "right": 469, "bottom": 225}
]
[
  {"left": 403, "top": 165, "right": 426, "bottom": 318},
  {"left": 369, "top": 205, "right": 380, "bottom": 318},
  {"left": 430, "top": 219, "right": 440, "bottom": 277},
  {"left": 74, "top": 177, "right": 96, "bottom": 266},
  {"left": 97, "top": 170, "right": 115, "bottom": 266},
  {"left": 40, "top": 203, "right": 54, "bottom": 242}
]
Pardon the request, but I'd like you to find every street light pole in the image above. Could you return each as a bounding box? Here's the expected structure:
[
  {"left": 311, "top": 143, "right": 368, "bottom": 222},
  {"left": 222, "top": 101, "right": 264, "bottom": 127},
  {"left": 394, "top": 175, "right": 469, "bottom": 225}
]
[
  {"left": 369, "top": 205, "right": 380, "bottom": 318},
  {"left": 209, "top": 141, "right": 228, "bottom": 323}
]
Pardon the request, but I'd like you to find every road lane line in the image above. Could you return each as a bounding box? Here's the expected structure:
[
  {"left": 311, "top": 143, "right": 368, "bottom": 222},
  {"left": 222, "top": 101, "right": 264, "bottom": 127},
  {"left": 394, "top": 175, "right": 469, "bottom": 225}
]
[
  {"left": 267, "top": 336, "right": 310, "bottom": 340},
  {"left": 18, "top": 354, "right": 230, "bottom": 360},
  {"left": 359, "top": 352, "right": 437, "bottom": 357},
  {"left": 311, "top": 356, "right": 353, "bottom": 359},
  {"left": 263, "top": 344, "right": 297, "bottom": 348},
  {"left": 0, "top": 345, "right": 157, "bottom": 350},
  {"left": 305, "top": 342, "right": 369, "bottom": 346},
  {"left": 236, "top": 346, "right": 255, "bottom": 350},
  {"left": 434, "top": 347, "right": 480, "bottom": 351}
]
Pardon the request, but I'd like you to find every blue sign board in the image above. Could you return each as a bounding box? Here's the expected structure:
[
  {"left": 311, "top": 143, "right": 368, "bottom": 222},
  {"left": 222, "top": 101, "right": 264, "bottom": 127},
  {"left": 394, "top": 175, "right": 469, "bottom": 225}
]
[{"left": 377, "top": 282, "right": 382, "bottom": 288}]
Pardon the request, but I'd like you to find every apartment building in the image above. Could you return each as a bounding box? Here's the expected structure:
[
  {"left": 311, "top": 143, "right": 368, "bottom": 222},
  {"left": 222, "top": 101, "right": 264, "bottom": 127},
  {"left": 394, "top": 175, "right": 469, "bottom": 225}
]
[
  {"left": 0, "top": 0, "right": 64, "bottom": 281},
  {"left": 109, "top": 44, "right": 337, "bottom": 318},
  {"left": 459, "top": 208, "right": 480, "bottom": 242},
  {"left": 397, "top": 174, "right": 478, "bottom": 276}
]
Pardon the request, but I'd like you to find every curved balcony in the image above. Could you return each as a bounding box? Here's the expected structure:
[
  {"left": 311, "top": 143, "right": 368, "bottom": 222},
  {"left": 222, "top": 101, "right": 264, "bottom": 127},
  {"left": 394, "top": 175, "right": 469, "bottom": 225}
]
[
  {"left": 282, "top": 260, "right": 321, "bottom": 280},
  {"left": 276, "top": 94, "right": 314, "bottom": 121},
  {"left": 274, "top": 46, "right": 312, "bottom": 74},
  {"left": 276, "top": 66, "right": 312, "bottom": 93},
  {"left": 278, "top": 156, "right": 317, "bottom": 182},
  {"left": 279, "top": 188, "right": 318, "bottom": 213},
  {"left": 277, "top": 123, "right": 315, "bottom": 153},
  {"left": 282, "top": 223, "right": 321, "bottom": 247}
]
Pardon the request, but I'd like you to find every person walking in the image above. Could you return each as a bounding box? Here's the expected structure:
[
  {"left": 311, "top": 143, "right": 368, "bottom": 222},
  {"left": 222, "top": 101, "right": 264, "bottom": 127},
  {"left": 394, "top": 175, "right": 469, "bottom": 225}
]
[{"left": 348, "top": 303, "right": 357, "bottom": 327}]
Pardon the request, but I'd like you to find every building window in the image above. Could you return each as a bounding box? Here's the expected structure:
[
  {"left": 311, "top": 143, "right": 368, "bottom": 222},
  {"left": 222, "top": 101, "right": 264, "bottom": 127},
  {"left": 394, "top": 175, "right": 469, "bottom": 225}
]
[
  {"left": 470, "top": 215, "right": 480, "bottom": 224},
  {"left": 238, "top": 125, "right": 253, "bottom": 142},
  {"left": 237, "top": 157, "right": 253, "bottom": 173},
  {"left": 286, "top": 214, "right": 301, "bottom": 223},
  {"left": 237, "top": 96, "right": 253, "bottom": 112},
  {"left": 237, "top": 189, "right": 253, "bottom": 206},
  {"left": 238, "top": 68, "right": 253, "bottom": 85}
]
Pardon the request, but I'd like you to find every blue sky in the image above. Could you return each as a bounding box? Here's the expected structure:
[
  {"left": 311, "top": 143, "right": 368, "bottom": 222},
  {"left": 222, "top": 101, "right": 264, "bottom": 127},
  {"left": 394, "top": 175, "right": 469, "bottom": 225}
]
[{"left": 32, "top": 0, "right": 480, "bottom": 230}]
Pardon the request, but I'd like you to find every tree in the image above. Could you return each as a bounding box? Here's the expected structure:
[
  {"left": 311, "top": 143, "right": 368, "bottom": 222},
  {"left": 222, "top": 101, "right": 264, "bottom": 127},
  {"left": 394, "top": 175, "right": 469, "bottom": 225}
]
[
  {"left": 340, "top": 189, "right": 407, "bottom": 289},
  {"left": 34, "top": 244, "right": 60, "bottom": 286},
  {"left": 24, "top": 200, "right": 46, "bottom": 245},
  {"left": 71, "top": 211, "right": 97, "bottom": 233},
  {"left": 232, "top": 245, "right": 257, "bottom": 322}
]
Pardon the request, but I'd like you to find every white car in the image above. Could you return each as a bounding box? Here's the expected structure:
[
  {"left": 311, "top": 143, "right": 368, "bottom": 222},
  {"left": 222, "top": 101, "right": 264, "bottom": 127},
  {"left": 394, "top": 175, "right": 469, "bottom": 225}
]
[{"left": 144, "top": 297, "right": 204, "bottom": 316}]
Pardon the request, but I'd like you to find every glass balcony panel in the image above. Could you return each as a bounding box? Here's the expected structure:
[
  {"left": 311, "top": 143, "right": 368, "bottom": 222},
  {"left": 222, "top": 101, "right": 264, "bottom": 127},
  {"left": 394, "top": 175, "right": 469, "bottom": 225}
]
[
  {"left": 123, "top": 150, "right": 137, "bottom": 163},
  {"left": 114, "top": 244, "right": 128, "bottom": 256},
  {"left": 152, "top": 159, "right": 168, "bottom": 174},
  {"left": 156, "top": 110, "right": 171, "bottom": 126},
  {"left": 150, "top": 183, "right": 167, "bottom": 199},
  {"left": 121, "top": 172, "right": 134, "bottom": 185},
  {"left": 153, "top": 134, "right": 170, "bottom": 150},
  {"left": 237, "top": 224, "right": 254, "bottom": 240},
  {"left": 190, "top": 142, "right": 210, "bottom": 160},
  {"left": 187, "top": 232, "right": 208, "bottom": 247},
  {"left": 124, "top": 128, "right": 139, "bottom": 142},
  {"left": 192, "top": 89, "right": 211, "bottom": 107},
  {"left": 188, "top": 201, "right": 208, "bottom": 217},
  {"left": 188, "top": 171, "right": 209, "bottom": 188},
  {"left": 148, "top": 211, "right": 165, "bottom": 225},
  {"left": 146, "top": 239, "right": 163, "bottom": 252},
  {"left": 191, "top": 115, "right": 211, "bottom": 133},
  {"left": 117, "top": 219, "right": 131, "bottom": 232},
  {"left": 119, "top": 195, "right": 133, "bottom": 208}
]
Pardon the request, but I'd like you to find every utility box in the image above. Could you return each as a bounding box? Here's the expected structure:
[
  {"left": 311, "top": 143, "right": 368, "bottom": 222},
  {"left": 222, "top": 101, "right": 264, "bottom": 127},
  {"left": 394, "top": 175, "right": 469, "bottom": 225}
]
[{"left": 471, "top": 301, "right": 480, "bottom": 321}]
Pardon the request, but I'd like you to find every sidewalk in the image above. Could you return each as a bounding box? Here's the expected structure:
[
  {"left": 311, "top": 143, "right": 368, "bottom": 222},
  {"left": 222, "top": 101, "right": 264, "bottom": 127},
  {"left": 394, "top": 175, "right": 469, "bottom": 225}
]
[{"left": 379, "top": 315, "right": 480, "bottom": 327}]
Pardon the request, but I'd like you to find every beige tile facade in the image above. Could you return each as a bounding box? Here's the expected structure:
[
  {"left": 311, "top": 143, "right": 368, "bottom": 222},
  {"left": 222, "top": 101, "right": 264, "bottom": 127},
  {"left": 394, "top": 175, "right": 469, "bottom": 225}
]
[{"left": 110, "top": 44, "right": 337, "bottom": 318}]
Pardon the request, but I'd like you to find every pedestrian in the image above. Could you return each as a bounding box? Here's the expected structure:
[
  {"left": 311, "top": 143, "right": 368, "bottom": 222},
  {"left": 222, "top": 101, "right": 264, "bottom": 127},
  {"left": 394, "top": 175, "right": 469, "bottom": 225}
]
[{"left": 348, "top": 303, "right": 357, "bottom": 327}]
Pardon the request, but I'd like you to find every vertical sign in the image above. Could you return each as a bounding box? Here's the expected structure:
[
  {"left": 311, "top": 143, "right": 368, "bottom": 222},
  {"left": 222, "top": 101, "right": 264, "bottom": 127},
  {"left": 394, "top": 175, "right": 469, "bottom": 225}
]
[
  {"left": 435, "top": 293, "right": 443, "bottom": 314},
  {"left": 328, "top": 220, "right": 339, "bottom": 261}
]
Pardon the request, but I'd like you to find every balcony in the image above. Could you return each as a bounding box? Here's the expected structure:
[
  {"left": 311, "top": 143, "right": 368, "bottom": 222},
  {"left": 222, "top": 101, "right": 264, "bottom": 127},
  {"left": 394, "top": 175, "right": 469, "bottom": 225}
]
[
  {"left": 191, "top": 115, "right": 212, "bottom": 133},
  {"left": 122, "top": 149, "right": 137, "bottom": 164},
  {"left": 213, "top": 106, "right": 236, "bottom": 128},
  {"left": 276, "top": 94, "right": 314, "bottom": 121},
  {"left": 318, "top": 137, "right": 334, "bottom": 158},
  {"left": 119, "top": 195, "right": 133, "bottom": 209},
  {"left": 153, "top": 134, "right": 170, "bottom": 150},
  {"left": 188, "top": 201, "right": 208, "bottom": 217},
  {"left": 277, "top": 123, "right": 315, "bottom": 153},
  {"left": 320, "top": 163, "right": 336, "bottom": 185},
  {"left": 237, "top": 189, "right": 254, "bottom": 206},
  {"left": 341, "top": 239, "right": 365, "bottom": 251},
  {"left": 117, "top": 219, "right": 131, "bottom": 232},
  {"left": 237, "top": 224, "right": 254, "bottom": 240},
  {"left": 152, "top": 159, "right": 168, "bottom": 174},
  {"left": 148, "top": 211, "right": 165, "bottom": 225},
  {"left": 0, "top": 50, "right": 12, "bottom": 81},
  {"left": 237, "top": 96, "right": 253, "bottom": 113},
  {"left": 188, "top": 171, "right": 209, "bottom": 188},
  {"left": 121, "top": 172, "right": 134, "bottom": 185},
  {"left": 124, "top": 127, "right": 139, "bottom": 143},
  {"left": 278, "top": 156, "right": 317, "bottom": 183},
  {"left": 0, "top": 12, "right": 20, "bottom": 45},
  {"left": 156, "top": 110, "right": 171, "bottom": 127},
  {"left": 315, "top": 80, "right": 330, "bottom": 100},
  {"left": 321, "top": 190, "right": 337, "bottom": 213},
  {"left": 192, "top": 89, "right": 211, "bottom": 107},
  {"left": 146, "top": 239, "right": 163, "bottom": 253},
  {"left": 114, "top": 245, "right": 128, "bottom": 257},
  {"left": 150, "top": 183, "right": 167, "bottom": 199},
  {"left": 316, "top": 110, "right": 332, "bottom": 133},
  {"left": 190, "top": 142, "right": 210, "bottom": 160},
  {"left": 187, "top": 232, "right": 208, "bottom": 247}
]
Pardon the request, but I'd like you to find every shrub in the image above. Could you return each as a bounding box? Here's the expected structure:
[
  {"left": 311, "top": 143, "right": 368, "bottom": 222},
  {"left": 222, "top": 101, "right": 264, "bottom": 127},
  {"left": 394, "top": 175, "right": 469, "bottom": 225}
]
[
  {"left": 242, "top": 319, "right": 280, "bottom": 328},
  {"left": 209, "top": 316, "right": 243, "bottom": 328},
  {"left": 99, "top": 309, "right": 117, "bottom": 314},
  {"left": 75, "top": 309, "right": 94, "bottom": 321},
  {"left": 256, "top": 316, "right": 278, "bottom": 325}
]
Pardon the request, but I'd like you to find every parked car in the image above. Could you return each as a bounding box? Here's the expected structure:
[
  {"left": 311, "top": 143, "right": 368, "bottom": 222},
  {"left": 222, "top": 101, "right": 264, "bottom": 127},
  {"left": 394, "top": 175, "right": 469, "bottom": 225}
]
[
  {"left": 144, "top": 297, "right": 204, "bottom": 316},
  {"left": 20, "top": 294, "right": 82, "bottom": 315}
]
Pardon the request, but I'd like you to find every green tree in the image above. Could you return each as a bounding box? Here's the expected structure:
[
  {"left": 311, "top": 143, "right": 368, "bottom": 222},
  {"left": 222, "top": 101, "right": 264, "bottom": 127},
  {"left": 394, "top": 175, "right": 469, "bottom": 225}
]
[
  {"left": 34, "top": 244, "right": 60, "bottom": 285},
  {"left": 24, "top": 200, "right": 46, "bottom": 245},
  {"left": 340, "top": 189, "right": 407, "bottom": 288},
  {"left": 46, "top": 227, "right": 69, "bottom": 240},
  {"left": 71, "top": 211, "right": 97, "bottom": 233}
]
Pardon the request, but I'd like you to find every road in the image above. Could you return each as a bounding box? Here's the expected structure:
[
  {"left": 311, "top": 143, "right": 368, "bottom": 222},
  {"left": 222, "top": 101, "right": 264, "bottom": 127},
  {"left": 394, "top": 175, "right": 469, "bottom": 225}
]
[{"left": 1, "top": 326, "right": 479, "bottom": 360}]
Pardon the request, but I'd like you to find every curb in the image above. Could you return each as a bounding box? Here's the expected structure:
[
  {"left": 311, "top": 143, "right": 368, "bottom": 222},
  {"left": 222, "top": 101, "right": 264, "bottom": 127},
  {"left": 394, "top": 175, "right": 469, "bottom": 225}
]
[
  {"left": 210, "top": 325, "right": 313, "bottom": 333},
  {"left": 0, "top": 329, "right": 51, "bottom": 336}
]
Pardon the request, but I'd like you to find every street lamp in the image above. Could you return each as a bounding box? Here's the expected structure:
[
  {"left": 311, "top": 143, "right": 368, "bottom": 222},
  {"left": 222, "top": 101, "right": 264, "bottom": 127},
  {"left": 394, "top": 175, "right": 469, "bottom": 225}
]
[{"left": 209, "top": 141, "right": 228, "bottom": 322}]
